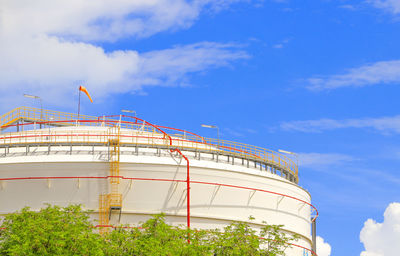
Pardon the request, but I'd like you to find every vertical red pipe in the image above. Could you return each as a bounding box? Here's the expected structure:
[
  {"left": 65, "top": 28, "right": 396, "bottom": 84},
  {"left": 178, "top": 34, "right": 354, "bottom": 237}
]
[
  {"left": 170, "top": 148, "right": 190, "bottom": 243},
  {"left": 185, "top": 154, "right": 190, "bottom": 231}
]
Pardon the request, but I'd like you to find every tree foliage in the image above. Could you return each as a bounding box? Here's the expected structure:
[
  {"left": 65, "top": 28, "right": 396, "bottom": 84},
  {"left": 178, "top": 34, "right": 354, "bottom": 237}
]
[
  {"left": 0, "top": 205, "right": 103, "bottom": 256},
  {"left": 103, "top": 214, "right": 210, "bottom": 256},
  {"left": 0, "top": 205, "right": 298, "bottom": 255},
  {"left": 206, "top": 217, "right": 296, "bottom": 256}
]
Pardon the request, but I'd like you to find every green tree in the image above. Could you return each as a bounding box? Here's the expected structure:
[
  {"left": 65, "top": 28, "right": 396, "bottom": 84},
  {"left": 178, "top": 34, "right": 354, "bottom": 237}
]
[
  {"left": 103, "top": 214, "right": 211, "bottom": 256},
  {"left": 206, "top": 217, "right": 298, "bottom": 256},
  {"left": 104, "top": 215, "right": 298, "bottom": 256},
  {"left": 258, "top": 220, "right": 298, "bottom": 255},
  {"left": 208, "top": 220, "right": 262, "bottom": 255},
  {"left": 0, "top": 205, "right": 103, "bottom": 256},
  {"left": 0, "top": 205, "right": 298, "bottom": 256}
]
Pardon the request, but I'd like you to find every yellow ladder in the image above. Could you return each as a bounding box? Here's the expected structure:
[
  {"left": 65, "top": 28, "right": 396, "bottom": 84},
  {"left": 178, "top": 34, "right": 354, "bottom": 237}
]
[
  {"left": 99, "top": 126, "right": 122, "bottom": 234},
  {"left": 98, "top": 194, "right": 109, "bottom": 234}
]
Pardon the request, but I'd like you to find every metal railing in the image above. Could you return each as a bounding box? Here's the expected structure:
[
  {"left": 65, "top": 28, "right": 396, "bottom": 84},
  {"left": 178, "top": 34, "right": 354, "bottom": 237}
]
[
  {"left": 0, "top": 107, "right": 298, "bottom": 182},
  {"left": 0, "top": 106, "right": 97, "bottom": 128}
]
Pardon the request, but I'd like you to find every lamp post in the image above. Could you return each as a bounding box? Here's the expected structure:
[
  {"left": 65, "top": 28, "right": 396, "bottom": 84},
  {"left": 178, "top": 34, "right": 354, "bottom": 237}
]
[
  {"left": 121, "top": 109, "right": 136, "bottom": 117},
  {"left": 24, "top": 94, "right": 43, "bottom": 128},
  {"left": 201, "top": 124, "right": 219, "bottom": 149},
  {"left": 121, "top": 110, "right": 137, "bottom": 127},
  {"left": 278, "top": 149, "right": 298, "bottom": 164},
  {"left": 278, "top": 149, "right": 299, "bottom": 175}
]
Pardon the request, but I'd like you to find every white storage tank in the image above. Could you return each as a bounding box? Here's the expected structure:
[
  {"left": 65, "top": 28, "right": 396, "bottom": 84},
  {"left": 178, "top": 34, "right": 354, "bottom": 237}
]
[{"left": 0, "top": 107, "right": 318, "bottom": 256}]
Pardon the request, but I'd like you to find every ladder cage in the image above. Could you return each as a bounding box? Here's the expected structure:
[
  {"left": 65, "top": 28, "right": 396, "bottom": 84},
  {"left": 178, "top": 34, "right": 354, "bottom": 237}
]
[{"left": 99, "top": 126, "right": 122, "bottom": 233}]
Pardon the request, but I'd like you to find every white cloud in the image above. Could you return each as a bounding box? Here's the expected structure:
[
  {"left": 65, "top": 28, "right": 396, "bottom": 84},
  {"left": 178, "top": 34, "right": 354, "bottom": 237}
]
[
  {"left": 367, "top": 0, "right": 400, "bottom": 14},
  {"left": 140, "top": 42, "right": 247, "bottom": 85},
  {"left": 360, "top": 202, "right": 400, "bottom": 256},
  {"left": 0, "top": 36, "right": 247, "bottom": 108},
  {"left": 316, "top": 236, "right": 332, "bottom": 256},
  {"left": 0, "top": 0, "right": 248, "bottom": 109},
  {"left": 306, "top": 60, "right": 400, "bottom": 90},
  {"left": 299, "top": 153, "right": 356, "bottom": 168},
  {"left": 280, "top": 115, "right": 400, "bottom": 134},
  {"left": 1, "top": 0, "right": 242, "bottom": 42}
]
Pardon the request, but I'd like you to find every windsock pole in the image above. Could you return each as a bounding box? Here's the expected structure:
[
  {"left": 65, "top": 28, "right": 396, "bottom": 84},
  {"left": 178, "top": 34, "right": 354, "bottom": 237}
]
[{"left": 78, "top": 88, "right": 81, "bottom": 120}]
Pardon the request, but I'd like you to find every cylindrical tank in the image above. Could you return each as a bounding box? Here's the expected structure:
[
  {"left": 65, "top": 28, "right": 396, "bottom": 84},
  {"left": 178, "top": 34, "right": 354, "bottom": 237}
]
[{"left": 0, "top": 107, "right": 317, "bottom": 256}]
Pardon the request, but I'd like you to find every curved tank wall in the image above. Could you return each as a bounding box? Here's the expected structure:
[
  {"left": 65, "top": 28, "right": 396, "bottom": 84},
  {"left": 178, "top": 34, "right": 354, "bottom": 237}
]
[{"left": 0, "top": 126, "right": 316, "bottom": 255}]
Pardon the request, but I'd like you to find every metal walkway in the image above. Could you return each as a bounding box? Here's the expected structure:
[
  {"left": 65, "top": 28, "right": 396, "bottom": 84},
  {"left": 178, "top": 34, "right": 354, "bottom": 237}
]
[{"left": 0, "top": 107, "right": 299, "bottom": 183}]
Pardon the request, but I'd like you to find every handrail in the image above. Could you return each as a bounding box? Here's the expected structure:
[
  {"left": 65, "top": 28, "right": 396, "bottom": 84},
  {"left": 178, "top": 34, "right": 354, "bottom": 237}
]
[
  {"left": 0, "top": 106, "right": 97, "bottom": 128},
  {"left": 0, "top": 107, "right": 298, "bottom": 182}
]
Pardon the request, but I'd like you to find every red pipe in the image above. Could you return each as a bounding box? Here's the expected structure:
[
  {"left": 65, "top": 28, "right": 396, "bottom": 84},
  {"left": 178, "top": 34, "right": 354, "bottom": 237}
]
[
  {"left": 96, "top": 115, "right": 203, "bottom": 141},
  {"left": 95, "top": 115, "right": 173, "bottom": 145},
  {"left": 170, "top": 148, "right": 190, "bottom": 243}
]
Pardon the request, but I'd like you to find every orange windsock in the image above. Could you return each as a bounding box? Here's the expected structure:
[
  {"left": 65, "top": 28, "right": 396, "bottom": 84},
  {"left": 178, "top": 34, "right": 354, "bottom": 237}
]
[{"left": 79, "top": 86, "right": 93, "bottom": 103}]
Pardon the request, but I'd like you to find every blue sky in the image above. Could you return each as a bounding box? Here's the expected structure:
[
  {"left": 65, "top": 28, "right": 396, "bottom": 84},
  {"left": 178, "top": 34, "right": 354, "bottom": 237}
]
[{"left": 3, "top": 1, "right": 400, "bottom": 255}]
